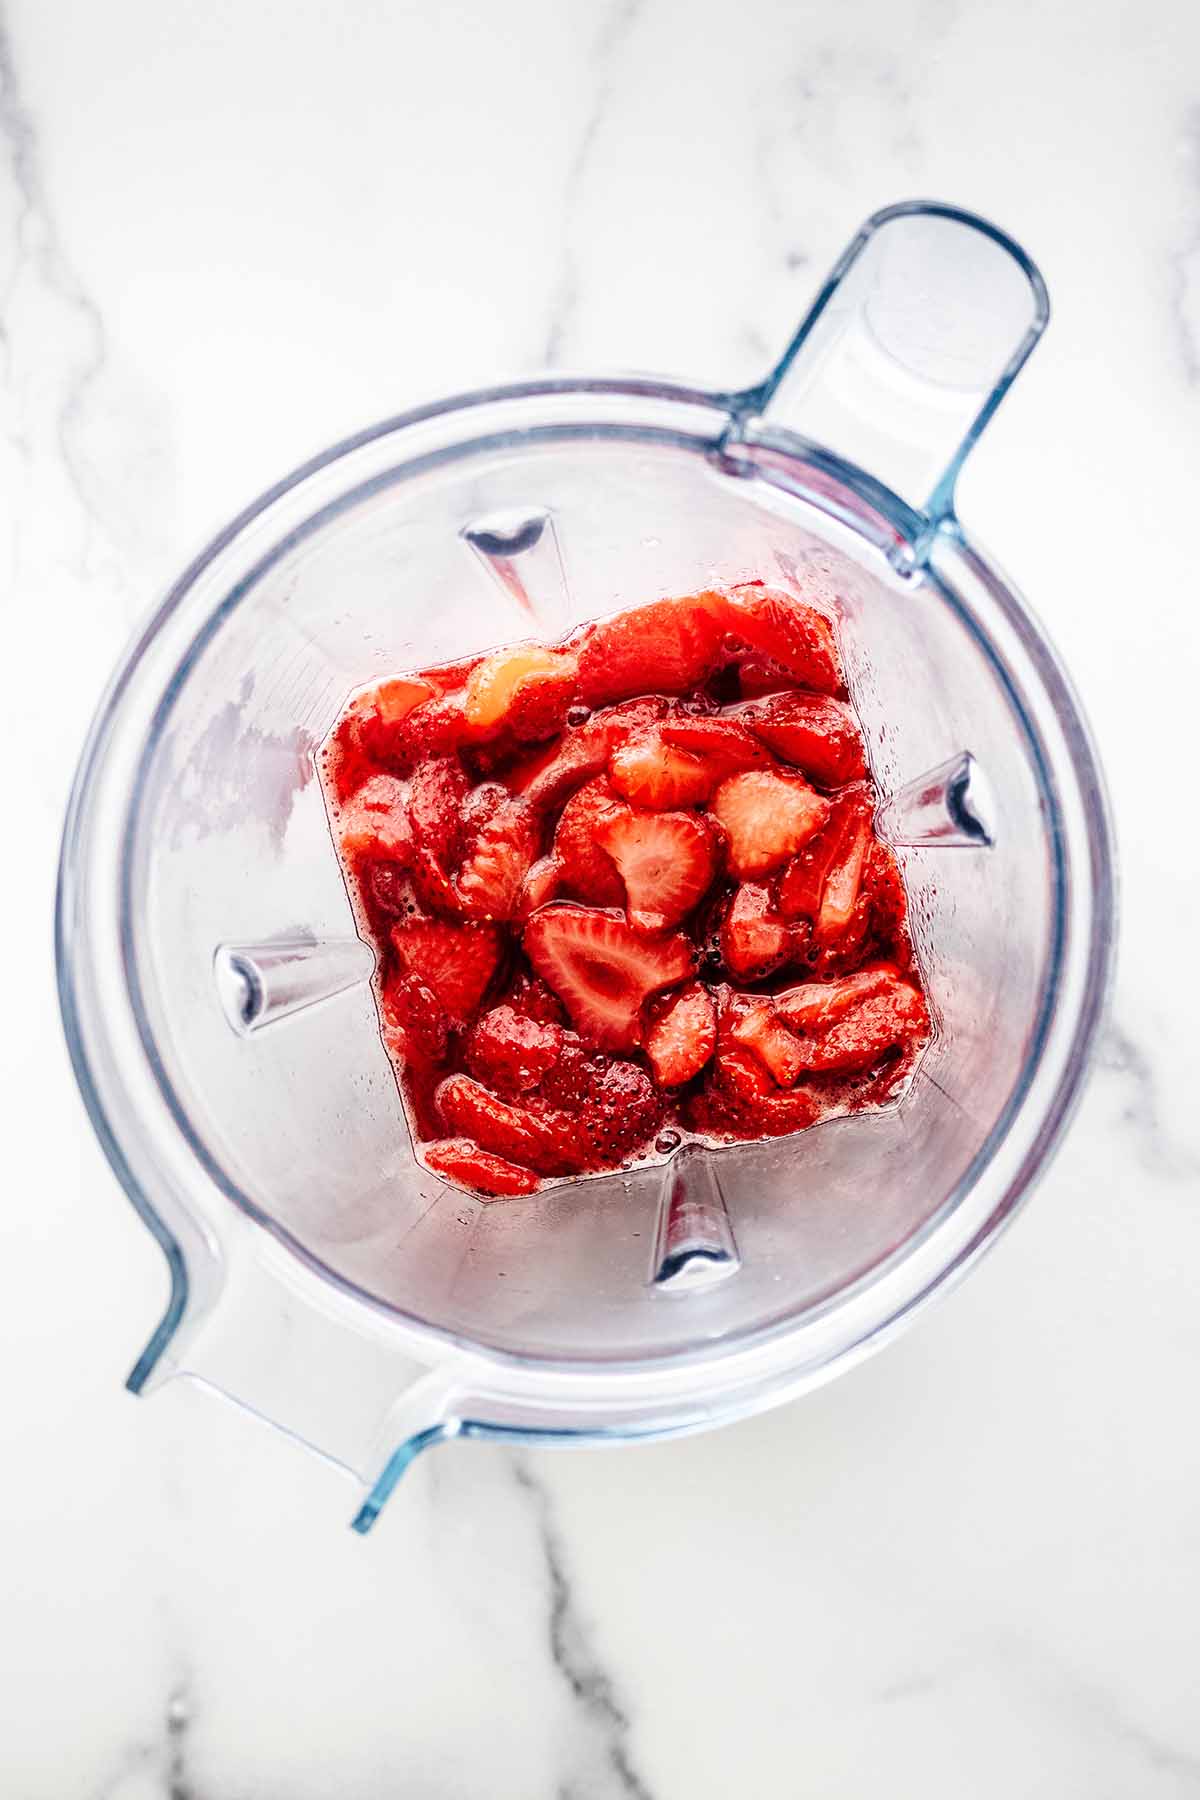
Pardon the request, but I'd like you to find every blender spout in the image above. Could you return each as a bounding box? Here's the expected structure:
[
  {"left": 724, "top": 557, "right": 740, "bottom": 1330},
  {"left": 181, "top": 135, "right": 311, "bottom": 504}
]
[{"left": 723, "top": 199, "right": 1050, "bottom": 541}]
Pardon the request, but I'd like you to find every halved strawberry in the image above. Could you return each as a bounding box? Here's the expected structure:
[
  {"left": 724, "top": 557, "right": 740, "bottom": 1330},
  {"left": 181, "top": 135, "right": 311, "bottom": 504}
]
[
  {"left": 644, "top": 981, "right": 717, "bottom": 1087},
  {"left": 730, "top": 1002, "right": 807, "bottom": 1087},
  {"left": 510, "top": 699, "right": 668, "bottom": 812},
  {"left": 357, "top": 688, "right": 472, "bottom": 773},
  {"left": 688, "top": 1003, "right": 824, "bottom": 1139},
  {"left": 339, "top": 676, "right": 436, "bottom": 774},
  {"left": 736, "top": 654, "right": 791, "bottom": 699},
  {"left": 779, "top": 788, "right": 873, "bottom": 941},
  {"left": 552, "top": 778, "right": 627, "bottom": 907},
  {"left": 390, "top": 916, "right": 501, "bottom": 1026},
  {"left": 503, "top": 967, "right": 568, "bottom": 1026},
  {"left": 421, "top": 1138, "right": 541, "bottom": 1198},
  {"left": 464, "top": 1004, "right": 564, "bottom": 1096},
  {"left": 374, "top": 674, "right": 438, "bottom": 721},
  {"left": 382, "top": 969, "right": 452, "bottom": 1067},
  {"left": 748, "top": 692, "right": 867, "bottom": 787},
  {"left": 815, "top": 802, "right": 872, "bottom": 943},
  {"left": 510, "top": 728, "right": 612, "bottom": 814},
  {"left": 608, "top": 733, "right": 712, "bottom": 809},
  {"left": 593, "top": 696, "right": 674, "bottom": 741},
  {"left": 363, "top": 860, "right": 416, "bottom": 920},
  {"left": 594, "top": 808, "right": 719, "bottom": 932},
  {"left": 710, "top": 769, "right": 830, "bottom": 879},
  {"left": 720, "top": 882, "right": 794, "bottom": 980},
  {"left": 539, "top": 1044, "right": 664, "bottom": 1166},
  {"left": 864, "top": 841, "right": 908, "bottom": 954},
  {"left": 576, "top": 595, "right": 725, "bottom": 706},
  {"left": 455, "top": 796, "right": 539, "bottom": 921},
  {"left": 436, "top": 1073, "right": 586, "bottom": 1175},
  {"left": 716, "top": 584, "right": 843, "bottom": 695},
  {"left": 516, "top": 854, "right": 561, "bottom": 919},
  {"left": 464, "top": 643, "right": 578, "bottom": 742},
  {"left": 407, "top": 755, "right": 471, "bottom": 865},
  {"left": 774, "top": 966, "right": 898, "bottom": 1032},
  {"left": 773, "top": 969, "right": 928, "bottom": 1073},
  {"left": 524, "top": 904, "right": 694, "bottom": 1049},
  {"left": 337, "top": 774, "right": 413, "bottom": 861},
  {"left": 418, "top": 656, "right": 481, "bottom": 694},
  {"left": 660, "top": 715, "right": 770, "bottom": 776}
]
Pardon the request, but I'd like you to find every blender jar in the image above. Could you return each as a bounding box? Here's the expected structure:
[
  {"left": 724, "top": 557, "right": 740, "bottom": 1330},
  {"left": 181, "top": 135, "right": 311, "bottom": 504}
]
[{"left": 56, "top": 202, "right": 1114, "bottom": 1531}]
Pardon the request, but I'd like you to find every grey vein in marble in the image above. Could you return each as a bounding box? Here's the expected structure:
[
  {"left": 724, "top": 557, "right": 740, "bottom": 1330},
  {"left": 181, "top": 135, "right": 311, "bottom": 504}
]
[
  {"left": 513, "top": 1457, "right": 654, "bottom": 1800},
  {"left": 0, "top": 5, "right": 112, "bottom": 535},
  {"left": 542, "top": 0, "right": 645, "bottom": 366},
  {"left": 89, "top": 1677, "right": 198, "bottom": 1800}
]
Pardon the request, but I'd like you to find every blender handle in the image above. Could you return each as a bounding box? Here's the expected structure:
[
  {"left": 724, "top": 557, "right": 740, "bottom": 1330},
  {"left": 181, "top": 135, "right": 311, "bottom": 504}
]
[
  {"left": 131, "top": 1222, "right": 474, "bottom": 1531},
  {"left": 724, "top": 199, "right": 1049, "bottom": 550}
]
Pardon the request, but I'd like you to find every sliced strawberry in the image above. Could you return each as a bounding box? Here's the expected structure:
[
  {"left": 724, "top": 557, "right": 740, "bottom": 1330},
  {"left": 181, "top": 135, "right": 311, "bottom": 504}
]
[
  {"left": 540, "top": 1044, "right": 665, "bottom": 1166},
  {"left": 436, "top": 1073, "right": 586, "bottom": 1175},
  {"left": 660, "top": 715, "right": 771, "bottom": 776},
  {"left": 644, "top": 981, "right": 717, "bottom": 1087},
  {"left": 390, "top": 916, "right": 501, "bottom": 1026},
  {"left": 464, "top": 1004, "right": 564, "bottom": 1096},
  {"left": 775, "top": 967, "right": 897, "bottom": 1032},
  {"left": 776, "top": 835, "right": 829, "bottom": 921},
  {"left": 421, "top": 1138, "right": 541, "bottom": 1198},
  {"left": 608, "top": 733, "right": 712, "bottom": 809},
  {"left": 419, "top": 656, "right": 481, "bottom": 694},
  {"left": 748, "top": 692, "right": 867, "bottom": 786},
  {"left": 374, "top": 674, "right": 438, "bottom": 721},
  {"left": 720, "top": 881, "right": 794, "bottom": 980},
  {"left": 324, "top": 713, "right": 379, "bottom": 804},
  {"left": 730, "top": 1002, "right": 807, "bottom": 1087},
  {"left": 736, "top": 654, "right": 791, "bottom": 699},
  {"left": 382, "top": 969, "right": 452, "bottom": 1067},
  {"left": 337, "top": 774, "right": 413, "bottom": 861},
  {"left": 516, "top": 855, "right": 561, "bottom": 919},
  {"left": 410, "top": 842, "right": 463, "bottom": 916},
  {"left": 691, "top": 1073, "right": 822, "bottom": 1142},
  {"left": 357, "top": 688, "right": 471, "bottom": 773},
  {"left": 524, "top": 904, "right": 694, "bottom": 1049},
  {"left": 363, "top": 860, "right": 416, "bottom": 920},
  {"left": 510, "top": 699, "right": 667, "bottom": 812},
  {"left": 510, "top": 728, "right": 611, "bottom": 813},
  {"left": 407, "top": 755, "right": 471, "bottom": 865},
  {"left": 503, "top": 967, "right": 568, "bottom": 1026},
  {"left": 552, "top": 778, "right": 627, "bottom": 907},
  {"left": 688, "top": 1010, "right": 823, "bottom": 1140},
  {"left": 459, "top": 781, "right": 509, "bottom": 838},
  {"left": 455, "top": 796, "right": 539, "bottom": 921},
  {"left": 715, "top": 584, "right": 843, "bottom": 695},
  {"left": 773, "top": 970, "right": 929, "bottom": 1073},
  {"left": 576, "top": 595, "right": 725, "bottom": 706},
  {"left": 710, "top": 769, "right": 830, "bottom": 880},
  {"left": 593, "top": 696, "right": 674, "bottom": 742},
  {"left": 816, "top": 808, "right": 871, "bottom": 943},
  {"left": 464, "top": 643, "right": 578, "bottom": 742},
  {"left": 781, "top": 788, "right": 874, "bottom": 943},
  {"left": 863, "top": 840, "right": 908, "bottom": 954},
  {"left": 594, "top": 808, "right": 719, "bottom": 932}
]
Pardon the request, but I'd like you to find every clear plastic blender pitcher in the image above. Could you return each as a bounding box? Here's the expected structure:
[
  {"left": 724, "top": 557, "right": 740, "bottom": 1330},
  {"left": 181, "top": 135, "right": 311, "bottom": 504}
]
[{"left": 56, "top": 202, "right": 1114, "bottom": 1531}]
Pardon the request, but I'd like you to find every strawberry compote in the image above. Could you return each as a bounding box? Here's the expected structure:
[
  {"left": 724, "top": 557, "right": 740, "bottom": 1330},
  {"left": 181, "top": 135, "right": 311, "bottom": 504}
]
[{"left": 320, "top": 584, "right": 931, "bottom": 1198}]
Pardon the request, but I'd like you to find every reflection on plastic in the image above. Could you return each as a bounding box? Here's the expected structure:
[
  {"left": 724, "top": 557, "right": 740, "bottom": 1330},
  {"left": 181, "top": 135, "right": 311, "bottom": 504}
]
[
  {"left": 652, "top": 1147, "right": 740, "bottom": 1291},
  {"left": 214, "top": 937, "right": 375, "bottom": 1035},
  {"left": 876, "top": 751, "right": 995, "bottom": 848},
  {"left": 460, "top": 505, "right": 571, "bottom": 632}
]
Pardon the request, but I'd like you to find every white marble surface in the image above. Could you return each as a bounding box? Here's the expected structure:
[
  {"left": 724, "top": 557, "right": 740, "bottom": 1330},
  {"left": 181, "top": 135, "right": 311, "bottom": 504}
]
[{"left": 3, "top": 0, "right": 1199, "bottom": 1793}]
